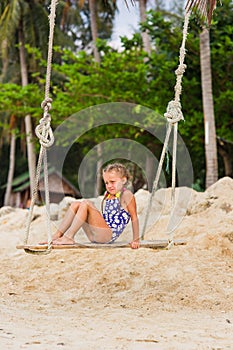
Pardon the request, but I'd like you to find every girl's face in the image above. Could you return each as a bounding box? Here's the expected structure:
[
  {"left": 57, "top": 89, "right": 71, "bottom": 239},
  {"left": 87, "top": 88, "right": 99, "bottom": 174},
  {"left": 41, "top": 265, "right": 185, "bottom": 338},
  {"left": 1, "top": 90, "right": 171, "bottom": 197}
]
[{"left": 103, "top": 170, "right": 126, "bottom": 195}]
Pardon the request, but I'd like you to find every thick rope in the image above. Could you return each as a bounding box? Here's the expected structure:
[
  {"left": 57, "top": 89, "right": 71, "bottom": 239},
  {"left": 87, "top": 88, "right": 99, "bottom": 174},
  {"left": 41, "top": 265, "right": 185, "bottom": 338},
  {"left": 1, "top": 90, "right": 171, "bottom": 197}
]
[
  {"left": 141, "top": 10, "right": 191, "bottom": 244},
  {"left": 164, "top": 10, "right": 191, "bottom": 124},
  {"left": 166, "top": 122, "right": 178, "bottom": 248},
  {"left": 24, "top": 0, "right": 58, "bottom": 254},
  {"left": 141, "top": 123, "right": 172, "bottom": 239},
  {"left": 166, "top": 10, "right": 191, "bottom": 247},
  {"left": 44, "top": 1, "right": 58, "bottom": 100}
]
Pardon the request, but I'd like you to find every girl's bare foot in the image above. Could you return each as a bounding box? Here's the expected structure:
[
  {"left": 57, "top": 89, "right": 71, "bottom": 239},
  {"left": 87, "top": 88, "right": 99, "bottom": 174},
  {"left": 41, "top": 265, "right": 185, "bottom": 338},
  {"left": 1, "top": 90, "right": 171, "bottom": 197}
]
[
  {"left": 52, "top": 235, "right": 75, "bottom": 245},
  {"left": 51, "top": 231, "right": 63, "bottom": 242},
  {"left": 39, "top": 231, "right": 63, "bottom": 245}
]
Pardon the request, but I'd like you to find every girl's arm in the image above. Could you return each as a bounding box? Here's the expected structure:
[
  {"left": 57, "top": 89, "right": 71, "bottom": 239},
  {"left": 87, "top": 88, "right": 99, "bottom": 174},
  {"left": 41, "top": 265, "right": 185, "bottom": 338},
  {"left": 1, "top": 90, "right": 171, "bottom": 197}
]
[{"left": 123, "top": 191, "right": 140, "bottom": 249}]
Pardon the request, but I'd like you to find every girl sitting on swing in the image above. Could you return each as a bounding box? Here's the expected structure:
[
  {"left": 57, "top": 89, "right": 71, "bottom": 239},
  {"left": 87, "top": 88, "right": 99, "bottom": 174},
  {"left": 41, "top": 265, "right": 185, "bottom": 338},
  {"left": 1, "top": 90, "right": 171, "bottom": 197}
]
[{"left": 52, "top": 163, "right": 140, "bottom": 249}]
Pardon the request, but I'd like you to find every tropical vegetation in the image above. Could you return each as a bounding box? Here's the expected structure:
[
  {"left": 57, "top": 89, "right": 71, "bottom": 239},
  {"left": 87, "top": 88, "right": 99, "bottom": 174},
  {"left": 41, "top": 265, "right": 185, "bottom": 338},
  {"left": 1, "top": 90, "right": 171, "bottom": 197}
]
[{"left": 0, "top": 0, "right": 232, "bottom": 204}]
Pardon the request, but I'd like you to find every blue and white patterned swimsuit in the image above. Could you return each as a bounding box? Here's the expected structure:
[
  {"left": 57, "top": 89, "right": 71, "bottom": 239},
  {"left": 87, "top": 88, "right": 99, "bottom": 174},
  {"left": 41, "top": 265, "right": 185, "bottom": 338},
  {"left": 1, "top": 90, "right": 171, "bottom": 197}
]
[{"left": 103, "top": 198, "right": 130, "bottom": 243}]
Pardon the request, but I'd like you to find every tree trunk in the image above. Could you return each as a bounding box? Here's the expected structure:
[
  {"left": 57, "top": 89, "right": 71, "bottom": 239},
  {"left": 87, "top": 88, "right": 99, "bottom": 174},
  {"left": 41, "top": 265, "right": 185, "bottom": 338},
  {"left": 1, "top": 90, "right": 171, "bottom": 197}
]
[
  {"left": 18, "top": 22, "right": 36, "bottom": 198},
  {"left": 139, "top": 0, "right": 151, "bottom": 54},
  {"left": 88, "top": 0, "right": 102, "bottom": 194},
  {"left": 4, "top": 119, "right": 16, "bottom": 206},
  {"left": 89, "top": 0, "right": 101, "bottom": 63},
  {"left": 0, "top": 39, "right": 8, "bottom": 82},
  {"left": 219, "top": 148, "right": 232, "bottom": 177},
  {"left": 200, "top": 28, "right": 218, "bottom": 188},
  {"left": 217, "top": 138, "right": 233, "bottom": 177}
]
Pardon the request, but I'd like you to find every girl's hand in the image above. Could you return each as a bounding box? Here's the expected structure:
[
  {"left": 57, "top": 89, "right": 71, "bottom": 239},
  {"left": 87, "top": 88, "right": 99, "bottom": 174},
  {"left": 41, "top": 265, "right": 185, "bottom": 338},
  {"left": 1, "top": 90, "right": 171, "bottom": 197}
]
[{"left": 130, "top": 240, "right": 140, "bottom": 249}]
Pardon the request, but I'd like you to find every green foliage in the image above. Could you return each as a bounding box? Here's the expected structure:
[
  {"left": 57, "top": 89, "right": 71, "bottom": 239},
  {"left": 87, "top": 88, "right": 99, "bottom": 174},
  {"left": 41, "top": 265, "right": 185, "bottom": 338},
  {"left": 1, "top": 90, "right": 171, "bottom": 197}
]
[
  {"left": 0, "top": 2, "right": 233, "bottom": 195},
  {"left": 0, "top": 83, "right": 42, "bottom": 119}
]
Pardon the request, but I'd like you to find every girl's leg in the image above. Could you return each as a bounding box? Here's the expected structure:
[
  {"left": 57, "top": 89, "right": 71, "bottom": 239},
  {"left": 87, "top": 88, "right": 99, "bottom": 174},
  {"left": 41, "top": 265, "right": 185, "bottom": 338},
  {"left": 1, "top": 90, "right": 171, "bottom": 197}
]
[
  {"left": 52, "top": 201, "right": 81, "bottom": 241},
  {"left": 39, "top": 202, "right": 80, "bottom": 244},
  {"left": 53, "top": 200, "right": 112, "bottom": 245}
]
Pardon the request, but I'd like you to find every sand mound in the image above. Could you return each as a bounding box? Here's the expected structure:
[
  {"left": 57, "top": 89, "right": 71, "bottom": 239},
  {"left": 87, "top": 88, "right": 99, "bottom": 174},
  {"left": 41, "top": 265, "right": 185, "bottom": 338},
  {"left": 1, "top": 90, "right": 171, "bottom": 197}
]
[{"left": 0, "top": 177, "right": 233, "bottom": 349}]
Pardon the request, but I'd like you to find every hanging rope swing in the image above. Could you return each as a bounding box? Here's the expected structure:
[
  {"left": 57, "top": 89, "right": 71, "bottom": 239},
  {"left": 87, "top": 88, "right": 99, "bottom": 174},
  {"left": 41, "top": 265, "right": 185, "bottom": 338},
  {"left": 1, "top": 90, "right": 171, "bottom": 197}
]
[
  {"left": 141, "top": 0, "right": 217, "bottom": 245},
  {"left": 141, "top": 10, "right": 191, "bottom": 247},
  {"left": 23, "top": 0, "right": 58, "bottom": 255},
  {"left": 141, "top": 0, "right": 217, "bottom": 244},
  {"left": 18, "top": 2, "right": 190, "bottom": 253},
  {"left": 17, "top": 1, "right": 217, "bottom": 253}
]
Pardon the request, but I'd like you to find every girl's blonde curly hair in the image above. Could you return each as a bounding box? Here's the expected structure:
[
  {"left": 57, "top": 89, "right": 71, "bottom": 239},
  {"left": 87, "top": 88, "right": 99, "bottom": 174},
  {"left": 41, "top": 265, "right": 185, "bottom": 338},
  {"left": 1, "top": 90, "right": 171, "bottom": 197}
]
[{"left": 102, "top": 163, "right": 131, "bottom": 181}]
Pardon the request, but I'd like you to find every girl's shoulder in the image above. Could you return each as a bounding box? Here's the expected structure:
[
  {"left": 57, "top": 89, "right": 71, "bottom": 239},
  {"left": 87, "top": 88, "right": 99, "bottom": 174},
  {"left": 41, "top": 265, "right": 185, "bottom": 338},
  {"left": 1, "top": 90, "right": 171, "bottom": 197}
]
[
  {"left": 121, "top": 189, "right": 135, "bottom": 201},
  {"left": 121, "top": 189, "right": 137, "bottom": 212},
  {"left": 122, "top": 188, "right": 133, "bottom": 194}
]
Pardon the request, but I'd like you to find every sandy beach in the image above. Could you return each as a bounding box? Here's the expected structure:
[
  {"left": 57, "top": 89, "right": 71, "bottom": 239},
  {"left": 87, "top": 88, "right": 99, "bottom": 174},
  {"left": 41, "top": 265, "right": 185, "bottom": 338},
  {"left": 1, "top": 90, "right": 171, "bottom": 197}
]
[{"left": 0, "top": 177, "right": 233, "bottom": 349}]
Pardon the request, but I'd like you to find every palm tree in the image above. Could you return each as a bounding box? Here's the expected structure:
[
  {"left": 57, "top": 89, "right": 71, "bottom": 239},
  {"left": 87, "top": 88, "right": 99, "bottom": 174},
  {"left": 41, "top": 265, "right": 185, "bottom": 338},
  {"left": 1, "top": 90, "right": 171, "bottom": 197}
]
[
  {"left": 3, "top": 115, "right": 16, "bottom": 206},
  {"left": 88, "top": 0, "right": 100, "bottom": 63},
  {"left": 18, "top": 17, "right": 36, "bottom": 197},
  {"left": 78, "top": 0, "right": 116, "bottom": 61},
  {"left": 200, "top": 27, "right": 218, "bottom": 187},
  {"left": 0, "top": 0, "right": 51, "bottom": 198},
  {"left": 185, "top": 1, "right": 218, "bottom": 187},
  {"left": 0, "top": 39, "right": 8, "bottom": 82},
  {"left": 185, "top": 0, "right": 217, "bottom": 25},
  {"left": 78, "top": 0, "right": 117, "bottom": 195},
  {"left": 126, "top": 0, "right": 217, "bottom": 22},
  {"left": 138, "top": 0, "right": 151, "bottom": 54}
]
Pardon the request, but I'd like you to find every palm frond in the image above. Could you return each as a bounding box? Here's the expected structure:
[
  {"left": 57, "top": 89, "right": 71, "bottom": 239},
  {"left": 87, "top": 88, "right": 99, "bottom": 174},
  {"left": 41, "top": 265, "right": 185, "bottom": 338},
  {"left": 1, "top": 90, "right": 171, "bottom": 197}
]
[
  {"left": 0, "top": 1, "right": 21, "bottom": 45},
  {"left": 78, "top": 0, "right": 135, "bottom": 10},
  {"left": 185, "top": 0, "right": 217, "bottom": 25},
  {"left": 123, "top": 0, "right": 136, "bottom": 10}
]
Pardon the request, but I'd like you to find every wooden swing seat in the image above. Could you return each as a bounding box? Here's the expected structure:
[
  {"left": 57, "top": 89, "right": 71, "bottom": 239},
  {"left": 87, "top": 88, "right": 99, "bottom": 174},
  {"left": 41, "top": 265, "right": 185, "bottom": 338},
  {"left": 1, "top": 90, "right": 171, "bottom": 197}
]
[{"left": 16, "top": 239, "right": 186, "bottom": 251}]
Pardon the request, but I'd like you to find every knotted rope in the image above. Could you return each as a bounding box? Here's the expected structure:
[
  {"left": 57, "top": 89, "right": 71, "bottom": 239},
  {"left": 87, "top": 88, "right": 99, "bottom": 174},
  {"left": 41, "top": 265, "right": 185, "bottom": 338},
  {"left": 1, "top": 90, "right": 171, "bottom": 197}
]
[
  {"left": 24, "top": 0, "right": 58, "bottom": 255},
  {"left": 141, "top": 10, "right": 191, "bottom": 246},
  {"left": 35, "top": 98, "right": 54, "bottom": 148}
]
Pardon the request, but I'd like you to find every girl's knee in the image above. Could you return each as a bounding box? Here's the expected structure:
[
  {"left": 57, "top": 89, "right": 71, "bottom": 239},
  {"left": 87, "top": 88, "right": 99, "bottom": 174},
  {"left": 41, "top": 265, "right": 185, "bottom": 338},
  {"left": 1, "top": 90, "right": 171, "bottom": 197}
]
[
  {"left": 71, "top": 199, "right": 95, "bottom": 213},
  {"left": 80, "top": 200, "right": 97, "bottom": 213},
  {"left": 81, "top": 199, "right": 92, "bottom": 207},
  {"left": 70, "top": 201, "right": 81, "bottom": 213}
]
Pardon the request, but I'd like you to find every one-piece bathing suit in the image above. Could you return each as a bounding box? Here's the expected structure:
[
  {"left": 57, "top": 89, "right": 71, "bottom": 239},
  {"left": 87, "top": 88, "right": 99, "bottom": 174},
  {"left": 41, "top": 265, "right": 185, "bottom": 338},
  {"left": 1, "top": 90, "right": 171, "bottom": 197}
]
[{"left": 102, "top": 197, "right": 130, "bottom": 243}]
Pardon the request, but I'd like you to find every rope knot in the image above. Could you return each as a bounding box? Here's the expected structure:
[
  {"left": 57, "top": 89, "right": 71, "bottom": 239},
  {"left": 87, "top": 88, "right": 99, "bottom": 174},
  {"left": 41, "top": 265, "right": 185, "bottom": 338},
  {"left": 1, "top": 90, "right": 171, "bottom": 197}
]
[
  {"left": 164, "top": 100, "right": 184, "bottom": 124},
  {"left": 175, "top": 63, "right": 187, "bottom": 76},
  {"left": 41, "top": 98, "right": 53, "bottom": 115},
  {"left": 35, "top": 115, "right": 54, "bottom": 148}
]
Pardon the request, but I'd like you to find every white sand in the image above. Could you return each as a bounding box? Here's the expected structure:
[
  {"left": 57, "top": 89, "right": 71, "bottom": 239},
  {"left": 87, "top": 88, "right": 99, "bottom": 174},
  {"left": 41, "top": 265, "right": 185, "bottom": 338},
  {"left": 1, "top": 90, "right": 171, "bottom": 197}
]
[{"left": 0, "top": 177, "right": 233, "bottom": 349}]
